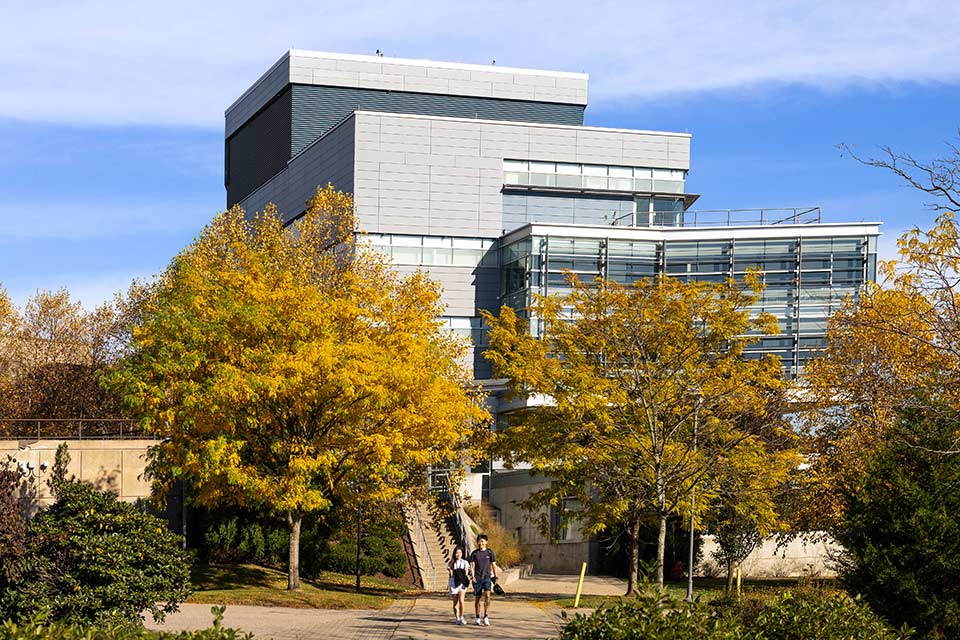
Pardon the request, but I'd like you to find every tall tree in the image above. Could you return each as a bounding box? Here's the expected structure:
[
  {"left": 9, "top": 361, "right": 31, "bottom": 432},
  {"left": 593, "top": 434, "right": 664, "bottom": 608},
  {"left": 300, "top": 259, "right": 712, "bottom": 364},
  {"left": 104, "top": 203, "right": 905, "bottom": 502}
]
[
  {"left": 804, "top": 141, "right": 960, "bottom": 529},
  {"left": 483, "top": 274, "right": 785, "bottom": 592},
  {"left": 0, "top": 287, "right": 125, "bottom": 433},
  {"left": 109, "top": 186, "right": 488, "bottom": 590}
]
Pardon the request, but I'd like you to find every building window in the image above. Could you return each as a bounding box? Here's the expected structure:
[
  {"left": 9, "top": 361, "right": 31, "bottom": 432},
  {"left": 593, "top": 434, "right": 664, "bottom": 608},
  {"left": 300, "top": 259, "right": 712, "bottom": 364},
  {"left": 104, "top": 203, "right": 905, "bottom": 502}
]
[
  {"left": 361, "top": 234, "right": 497, "bottom": 268},
  {"left": 550, "top": 497, "right": 582, "bottom": 542},
  {"left": 504, "top": 160, "right": 686, "bottom": 194}
]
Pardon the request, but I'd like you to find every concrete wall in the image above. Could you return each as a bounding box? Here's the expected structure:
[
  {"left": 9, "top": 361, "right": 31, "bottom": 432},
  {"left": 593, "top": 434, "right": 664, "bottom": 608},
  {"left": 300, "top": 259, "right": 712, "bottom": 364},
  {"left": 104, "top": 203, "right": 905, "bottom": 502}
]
[
  {"left": 488, "top": 470, "right": 589, "bottom": 574},
  {"left": 1, "top": 439, "right": 156, "bottom": 511},
  {"left": 700, "top": 533, "right": 841, "bottom": 578}
]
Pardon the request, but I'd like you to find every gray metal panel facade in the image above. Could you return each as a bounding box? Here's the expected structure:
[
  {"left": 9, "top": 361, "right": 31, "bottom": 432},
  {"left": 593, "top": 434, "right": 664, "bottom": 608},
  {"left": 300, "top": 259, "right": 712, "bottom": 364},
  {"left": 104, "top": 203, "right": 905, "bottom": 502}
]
[
  {"left": 238, "top": 116, "right": 356, "bottom": 223},
  {"left": 225, "top": 50, "right": 589, "bottom": 139},
  {"left": 291, "top": 85, "right": 585, "bottom": 156},
  {"left": 502, "top": 193, "right": 634, "bottom": 232},
  {"left": 226, "top": 87, "right": 292, "bottom": 207},
  {"left": 351, "top": 112, "right": 691, "bottom": 239}
]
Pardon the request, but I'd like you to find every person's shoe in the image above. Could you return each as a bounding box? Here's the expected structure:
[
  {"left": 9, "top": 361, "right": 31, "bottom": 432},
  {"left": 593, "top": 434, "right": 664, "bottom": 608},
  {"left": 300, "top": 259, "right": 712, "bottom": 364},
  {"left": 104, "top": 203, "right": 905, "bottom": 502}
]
[
  {"left": 475, "top": 618, "right": 483, "bottom": 625},
  {"left": 483, "top": 616, "right": 490, "bottom": 626},
  {"left": 458, "top": 617, "right": 465, "bottom": 625}
]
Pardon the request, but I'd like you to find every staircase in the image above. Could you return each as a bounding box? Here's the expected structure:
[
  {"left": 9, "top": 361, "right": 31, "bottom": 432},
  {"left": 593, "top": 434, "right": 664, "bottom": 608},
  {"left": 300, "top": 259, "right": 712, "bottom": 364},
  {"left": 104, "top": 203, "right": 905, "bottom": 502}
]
[
  {"left": 406, "top": 498, "right": 475, "bottom": 591},
  {"left": 406, "top": 503, "right": 448, "bottom": 591}
]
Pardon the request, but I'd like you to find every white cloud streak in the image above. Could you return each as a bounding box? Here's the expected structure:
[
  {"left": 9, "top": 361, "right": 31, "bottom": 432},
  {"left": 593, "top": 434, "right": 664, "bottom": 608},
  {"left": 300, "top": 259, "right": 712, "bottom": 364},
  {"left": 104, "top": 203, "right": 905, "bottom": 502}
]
[{"left": 3, "top": 1, "right": 960, "bottom": 128}]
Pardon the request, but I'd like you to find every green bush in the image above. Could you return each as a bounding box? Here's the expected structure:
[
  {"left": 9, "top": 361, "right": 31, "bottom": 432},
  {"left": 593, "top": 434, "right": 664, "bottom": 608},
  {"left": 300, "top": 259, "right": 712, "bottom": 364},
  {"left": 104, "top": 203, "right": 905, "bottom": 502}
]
[
  {"left": 753, "top": 590, "right": 909, "bottom": 639},
  {"left": 0, "top": 480, "right": 191, "bottom": 625},
  {"left": 834, "top": 404, "right": 960, "bottom": 639},
  {"left": 557, "top": 589, "right": 910, "bottom": 640},
  {"left": 200, "top": 502, "right": 408, "bottom": 580},
  {"left": 559, "top": 589, "right": 749, "bottom": 640},
  {"left": 0, "top": 606, "right": 252, "bottom": 639}
]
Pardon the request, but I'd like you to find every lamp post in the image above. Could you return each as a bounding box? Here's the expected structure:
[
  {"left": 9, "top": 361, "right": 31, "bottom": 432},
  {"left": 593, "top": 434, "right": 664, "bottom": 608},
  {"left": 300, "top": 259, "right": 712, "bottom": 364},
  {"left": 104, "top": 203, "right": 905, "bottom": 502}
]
[
  {"left": 686, "top": 391, "right": 702, "bottom": 603},
  {"left": 355, "top": 483, "right": 363, "bottom": 593}
]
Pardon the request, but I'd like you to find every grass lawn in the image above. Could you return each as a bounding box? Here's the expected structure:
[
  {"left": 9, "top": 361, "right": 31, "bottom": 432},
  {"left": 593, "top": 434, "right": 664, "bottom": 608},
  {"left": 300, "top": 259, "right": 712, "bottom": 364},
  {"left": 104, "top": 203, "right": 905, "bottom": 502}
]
[
  {"left": 187, "top": 563, "right": 417, "bottom": 609},
  {"left": 541, "top": 577, "right": 840, "bottom": 610}
]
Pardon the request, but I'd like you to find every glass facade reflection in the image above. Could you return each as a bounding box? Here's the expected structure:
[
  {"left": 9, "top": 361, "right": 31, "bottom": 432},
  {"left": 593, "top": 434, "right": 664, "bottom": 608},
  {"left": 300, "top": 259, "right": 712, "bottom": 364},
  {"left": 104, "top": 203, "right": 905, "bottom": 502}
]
[{"left": 500, "top": 231, "right": 878, "bottom": 378}]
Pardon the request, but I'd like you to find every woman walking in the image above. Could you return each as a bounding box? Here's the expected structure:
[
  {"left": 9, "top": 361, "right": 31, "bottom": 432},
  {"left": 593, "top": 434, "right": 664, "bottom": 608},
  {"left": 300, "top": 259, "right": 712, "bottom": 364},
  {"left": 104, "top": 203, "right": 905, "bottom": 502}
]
[{"left": 448, "top": 546, "right": 471, "bottom": 625}]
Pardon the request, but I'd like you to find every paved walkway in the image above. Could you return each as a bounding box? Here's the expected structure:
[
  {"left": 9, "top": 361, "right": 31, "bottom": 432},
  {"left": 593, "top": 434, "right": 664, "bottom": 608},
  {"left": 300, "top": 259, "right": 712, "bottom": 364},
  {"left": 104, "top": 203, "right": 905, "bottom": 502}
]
[{"left": 145, "top": 574, "right": 626, "bottom": 639}]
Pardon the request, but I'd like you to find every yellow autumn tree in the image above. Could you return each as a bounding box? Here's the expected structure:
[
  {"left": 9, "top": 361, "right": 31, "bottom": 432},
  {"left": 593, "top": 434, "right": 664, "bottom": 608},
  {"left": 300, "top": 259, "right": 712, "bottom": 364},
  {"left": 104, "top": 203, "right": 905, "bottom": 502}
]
[
  {"left": 482, "top": 274, "right": 787, "bottom": 592},
  {"left": 803, "top": 212, "right": 960, "bottom": 528},
  {"left": 109, "top": 186, "right": 489, "bottom": 590}
]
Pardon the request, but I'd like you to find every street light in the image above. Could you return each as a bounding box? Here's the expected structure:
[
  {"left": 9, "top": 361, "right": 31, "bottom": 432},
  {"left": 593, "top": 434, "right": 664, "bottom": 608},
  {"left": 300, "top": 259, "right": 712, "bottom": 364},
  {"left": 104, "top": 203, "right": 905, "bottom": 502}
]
[{"left": 686, "top": 390, "right": 702, "bottom": 603}]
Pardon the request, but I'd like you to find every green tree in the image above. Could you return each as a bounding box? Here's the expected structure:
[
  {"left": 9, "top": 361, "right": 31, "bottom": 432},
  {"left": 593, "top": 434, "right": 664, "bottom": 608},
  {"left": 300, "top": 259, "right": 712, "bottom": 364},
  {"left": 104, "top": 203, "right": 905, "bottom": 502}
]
[
  {"left": 834, "top": 400, "right": 960, "bottom": 639},
  {"left": 109, "top": 186, "right": 488, "bottom": 590},
  {"left": 483, "top": 274, "right": 785, "bottom": 591},
  {"left": 804, "top": 141, "right": 960, "bottom": 528},
  {"left": 0, "top": 478, "right": 191, "bottom": 625},
  {"left": 707, "top": 400, "right": 799, "bottom": 593}
]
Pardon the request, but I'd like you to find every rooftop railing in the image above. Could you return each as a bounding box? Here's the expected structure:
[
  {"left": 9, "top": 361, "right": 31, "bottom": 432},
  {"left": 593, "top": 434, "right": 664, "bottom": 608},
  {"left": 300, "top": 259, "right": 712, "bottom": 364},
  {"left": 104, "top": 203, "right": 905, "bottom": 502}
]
[{"left": 610, "top": 207, "right": 823, "bottom": 228}]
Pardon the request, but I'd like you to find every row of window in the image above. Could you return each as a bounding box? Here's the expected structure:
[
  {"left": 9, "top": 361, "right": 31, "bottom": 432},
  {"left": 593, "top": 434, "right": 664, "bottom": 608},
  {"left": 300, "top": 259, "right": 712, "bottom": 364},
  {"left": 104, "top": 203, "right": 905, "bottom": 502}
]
[
  {"left": 362, "top": 234, "right": 497, "bottom": 268},
  {"left": 504, "top": 160, "right": 686, "bottom": 194},
  {"left": 439, "top": 316, "right": 488, "bottom": 346}
]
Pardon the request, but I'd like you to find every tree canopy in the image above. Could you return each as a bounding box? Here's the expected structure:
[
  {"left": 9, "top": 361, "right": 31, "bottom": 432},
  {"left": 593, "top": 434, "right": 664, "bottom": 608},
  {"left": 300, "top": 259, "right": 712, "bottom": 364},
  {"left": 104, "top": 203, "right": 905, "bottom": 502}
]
[
  {"left": 109, "top": 186, "right": 489, "bottom": 589},
  {"left": 0, "top": 287, "right": 127, "bottom": 433},
  {"left": 483, "top": 274, "right": 788, "bottom": 591}
]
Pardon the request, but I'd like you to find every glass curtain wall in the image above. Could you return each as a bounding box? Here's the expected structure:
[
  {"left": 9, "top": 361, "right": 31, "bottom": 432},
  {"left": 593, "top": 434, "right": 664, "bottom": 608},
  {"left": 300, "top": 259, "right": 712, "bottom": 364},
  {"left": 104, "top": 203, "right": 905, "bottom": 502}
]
[{"left": 499, "top": 233, "right": 877, "bottom": 376}]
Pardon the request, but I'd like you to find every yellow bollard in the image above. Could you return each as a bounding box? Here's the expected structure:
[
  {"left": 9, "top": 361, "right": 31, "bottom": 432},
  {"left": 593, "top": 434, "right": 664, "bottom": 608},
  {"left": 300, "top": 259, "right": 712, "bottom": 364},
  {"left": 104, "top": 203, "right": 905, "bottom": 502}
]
[
  {"left": 736, "top": 567, "right": 742, "bottom": 599},
  {"left": 573, "top": 561, "right": 588, "bottom": 608}
]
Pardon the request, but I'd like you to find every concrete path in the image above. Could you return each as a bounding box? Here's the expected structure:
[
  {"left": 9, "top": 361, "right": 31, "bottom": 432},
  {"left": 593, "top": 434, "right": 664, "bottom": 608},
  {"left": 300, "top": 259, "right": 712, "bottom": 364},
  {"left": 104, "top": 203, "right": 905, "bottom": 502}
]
[
  {"left": 394, "top": 594, "right": 559, "bottom": 640},
  {"left": 145, "top": 600, "right": 414, "bottom": 640},
  {"left": 145, "top": 574, "right": 625, "bottom": 639}
]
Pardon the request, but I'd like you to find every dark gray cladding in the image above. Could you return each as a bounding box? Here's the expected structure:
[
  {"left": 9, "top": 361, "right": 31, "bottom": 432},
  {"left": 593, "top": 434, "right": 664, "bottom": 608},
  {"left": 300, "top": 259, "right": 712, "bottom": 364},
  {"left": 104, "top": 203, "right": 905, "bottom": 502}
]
[
  {"left": 226, "top": 87, "right": 292, "bottom": 207},
  {"left": 227, "top": 83, "right": 586, "bottom": 208},
  {"left": 291, "top": 85, "right": 586, "bottom": 156}
]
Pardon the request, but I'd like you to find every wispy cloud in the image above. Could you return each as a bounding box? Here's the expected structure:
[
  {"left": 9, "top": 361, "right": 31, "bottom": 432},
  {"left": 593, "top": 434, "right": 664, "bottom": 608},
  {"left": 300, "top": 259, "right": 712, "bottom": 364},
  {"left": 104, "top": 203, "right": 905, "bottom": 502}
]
[{"left": 3, "top": 1, "right": 960, "bottom": 127}]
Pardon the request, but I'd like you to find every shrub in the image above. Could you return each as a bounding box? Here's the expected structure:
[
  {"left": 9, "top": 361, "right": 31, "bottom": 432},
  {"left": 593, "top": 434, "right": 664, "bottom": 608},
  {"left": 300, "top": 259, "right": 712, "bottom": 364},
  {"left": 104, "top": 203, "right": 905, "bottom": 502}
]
[
  {"left": 0, "top": 480, "right": 192, "bottom": 625},
  {"left": 752, "top": 590, "right": 909, "bottom": 639},
  {"left": 464, "top": 504, "right": 523, "bottom": 568},
  {"left": 0, "top": 465, "right": 28, "bottom": 590},
  {"left": 0, "top": 606, "right": 252, "bottom": 639},
  {"left": 200, "top": 502, "right": 407, "bottom": 579},
  {"left": 833, "top": 404, "right": 960, "bottom": 639},
  {"left": 559, "top": 589, "right": 749, "bottom": 640},
  {"left": 202, "top": 514, "right": 288, "bottom": 568}
]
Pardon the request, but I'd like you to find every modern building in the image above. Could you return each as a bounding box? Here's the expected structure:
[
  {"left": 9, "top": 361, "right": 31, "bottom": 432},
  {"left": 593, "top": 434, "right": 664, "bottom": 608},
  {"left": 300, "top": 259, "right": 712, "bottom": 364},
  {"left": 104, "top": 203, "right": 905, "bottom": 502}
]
[{"left": 226, "top": 50, "right": 880, "bottom": 572}]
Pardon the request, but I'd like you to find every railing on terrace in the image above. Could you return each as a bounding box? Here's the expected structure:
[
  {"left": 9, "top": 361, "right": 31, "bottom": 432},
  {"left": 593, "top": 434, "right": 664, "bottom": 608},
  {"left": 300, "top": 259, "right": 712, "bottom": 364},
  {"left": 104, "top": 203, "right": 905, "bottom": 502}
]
[
  {"left": 611, "top": 207, "right": 822, "bottom": 228},
  {"left": 0, "top": 418, "right": 146, "bottom": 441}
]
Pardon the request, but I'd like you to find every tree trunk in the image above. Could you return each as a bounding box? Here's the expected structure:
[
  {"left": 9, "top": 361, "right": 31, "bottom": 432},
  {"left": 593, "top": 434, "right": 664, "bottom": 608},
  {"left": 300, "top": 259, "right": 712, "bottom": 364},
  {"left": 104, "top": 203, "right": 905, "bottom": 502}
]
[
  {"left": 626, "top": 515, "right": 641, "bottom": 595},
  {"left": 288, "top": 511, "right": 303, "bottom": 591},
  {"left": 656, "top": 512, "right": 668, "bottom": 590},
  {"left": 725, "top": 559, "right": 734, "bottom": 594}
]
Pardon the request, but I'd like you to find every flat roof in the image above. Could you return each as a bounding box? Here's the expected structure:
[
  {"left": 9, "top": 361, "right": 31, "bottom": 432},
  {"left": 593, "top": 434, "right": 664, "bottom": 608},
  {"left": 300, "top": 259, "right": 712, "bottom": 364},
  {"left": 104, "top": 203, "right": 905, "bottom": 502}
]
[
  {"left": 226, "top": 50, "right": 590, "bottom": 137},
  {"left": 500, "top": 221, "right": 882, "bottom": 244}
]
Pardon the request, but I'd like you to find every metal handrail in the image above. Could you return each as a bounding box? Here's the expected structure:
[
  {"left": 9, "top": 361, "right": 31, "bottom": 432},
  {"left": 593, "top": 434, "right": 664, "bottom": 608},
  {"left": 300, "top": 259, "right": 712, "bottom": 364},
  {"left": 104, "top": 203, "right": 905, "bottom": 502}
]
[
  {"left": 411, "top": 505, "right": 435, "bottom": 584},
  {"left": 609, "top": 206, "right": 823, "bottom": 228},
  {"left": 433, "top": 471, "right": 470, "bottom": 554},
  {"left": 682, "top": 207, "right": 822, "bottom": 227}
]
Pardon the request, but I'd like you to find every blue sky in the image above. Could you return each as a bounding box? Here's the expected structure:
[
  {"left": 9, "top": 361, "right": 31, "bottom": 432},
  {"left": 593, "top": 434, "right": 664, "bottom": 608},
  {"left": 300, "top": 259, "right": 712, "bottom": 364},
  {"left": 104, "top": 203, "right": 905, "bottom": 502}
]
[{"left": 3, "top": 1, "right": 960, "bottom": 308}]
